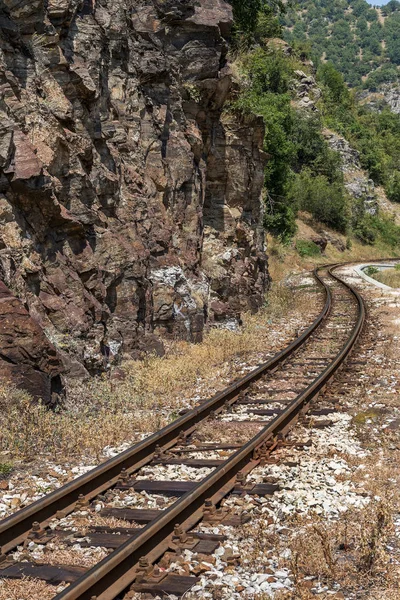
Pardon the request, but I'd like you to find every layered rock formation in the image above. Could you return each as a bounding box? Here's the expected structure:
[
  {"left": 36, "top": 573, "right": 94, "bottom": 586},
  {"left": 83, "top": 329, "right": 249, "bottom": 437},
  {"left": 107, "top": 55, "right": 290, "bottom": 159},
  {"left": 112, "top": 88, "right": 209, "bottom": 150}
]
[
  {"left": 290, "top": 66, "right": 379, "bottom": 216},
  {"left": 0, "top": 281, "right": 63, "bottom": 403},
  {"left": 0, "top": 0, "right": 268, "bottom": 384},
  {"left": 324, "top": 131, "right": 378, "bottom": 215},
  {"left": 358, "top": 83, "right": 400, "bottom": 115},
  {"left": 293, "top": 68, "right": 321, "bottom": 111}
]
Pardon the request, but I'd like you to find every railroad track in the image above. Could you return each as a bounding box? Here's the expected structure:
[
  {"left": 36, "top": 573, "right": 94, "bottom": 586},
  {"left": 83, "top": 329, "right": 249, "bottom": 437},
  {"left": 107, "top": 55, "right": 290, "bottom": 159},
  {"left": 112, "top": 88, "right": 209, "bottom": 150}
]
[{"left": 0, "top": 263, "right": 365, "bottom": 600}]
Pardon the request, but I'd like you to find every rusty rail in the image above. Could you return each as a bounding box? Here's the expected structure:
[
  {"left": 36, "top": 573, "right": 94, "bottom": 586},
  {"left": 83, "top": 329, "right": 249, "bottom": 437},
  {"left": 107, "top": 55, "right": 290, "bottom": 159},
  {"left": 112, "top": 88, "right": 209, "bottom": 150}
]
[
  {"left": 50, "top": 264, "right": 365, "bottom": 600},
  {"left": 0, "top": 268, "right": 331, "bottom": 554}
]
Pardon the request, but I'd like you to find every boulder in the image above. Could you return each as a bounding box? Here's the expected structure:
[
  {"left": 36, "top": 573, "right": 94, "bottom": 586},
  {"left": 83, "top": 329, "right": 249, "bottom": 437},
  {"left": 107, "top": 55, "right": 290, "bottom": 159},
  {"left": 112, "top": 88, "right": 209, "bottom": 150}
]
[
  {"left": 0, "top": 281, "right": 64, "bottom": 404},
  {"left": 310, "top": 235, "right": 328, "bottom": 253}
]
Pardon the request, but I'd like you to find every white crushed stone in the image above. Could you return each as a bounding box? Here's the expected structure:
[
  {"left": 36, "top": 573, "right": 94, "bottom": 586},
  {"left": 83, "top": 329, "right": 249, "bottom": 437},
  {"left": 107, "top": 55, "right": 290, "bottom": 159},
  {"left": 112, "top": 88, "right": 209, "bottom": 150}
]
[
  {"left": 179, "top": 412, "right": 369, "bottom": 599},
  {"left": 136, "top": 464, "right": 212, "bottom": 482}
]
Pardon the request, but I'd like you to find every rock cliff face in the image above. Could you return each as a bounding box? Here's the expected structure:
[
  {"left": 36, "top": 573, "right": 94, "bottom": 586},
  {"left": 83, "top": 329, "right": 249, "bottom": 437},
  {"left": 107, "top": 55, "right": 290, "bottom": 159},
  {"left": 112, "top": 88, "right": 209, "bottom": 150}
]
[
  {"left": 0, "top": 0, "right": 268, "bottom": 386},
  {"left": 324, "top": 131, "right": 378, "bottom": 215},
  {"left": 0, "top": 281, "right": 63, "bottom": 403},
  {"left": 290, "top": 66, "right": 379, "bottom": 216},
  {"left": 358, "top": 83, "right": 400, "bottom": 115}
]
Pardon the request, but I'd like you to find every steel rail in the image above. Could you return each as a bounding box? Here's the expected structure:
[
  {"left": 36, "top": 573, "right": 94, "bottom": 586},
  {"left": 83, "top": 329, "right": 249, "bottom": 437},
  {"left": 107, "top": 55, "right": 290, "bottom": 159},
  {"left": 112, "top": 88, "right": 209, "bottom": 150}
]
[
  {"left": 51, "top": 264, "right": 365, "bottom": 600},
  {"left": 0, "top": 269, "right": 331, "bottom": 555}
]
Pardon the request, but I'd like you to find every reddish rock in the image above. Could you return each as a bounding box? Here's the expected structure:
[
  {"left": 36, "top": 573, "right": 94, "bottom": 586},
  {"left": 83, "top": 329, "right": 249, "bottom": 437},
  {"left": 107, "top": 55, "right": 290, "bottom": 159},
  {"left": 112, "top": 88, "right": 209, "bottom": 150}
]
[
  {"left": 0, "top": 282, "right": 64, "bottom": 404},
  {"left": 310, "top": 235, "right": 328, "bottom": 253},
  {"left": 0, "top": 0, "right": 269, "bottom": 385},
  {"left": 6, "top": 131, "right": 43, "bottom": 181}
]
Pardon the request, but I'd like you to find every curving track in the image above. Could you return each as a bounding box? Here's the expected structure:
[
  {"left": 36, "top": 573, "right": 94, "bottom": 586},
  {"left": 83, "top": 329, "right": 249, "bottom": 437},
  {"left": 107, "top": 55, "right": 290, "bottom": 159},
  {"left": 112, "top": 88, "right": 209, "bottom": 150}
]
[{"left": 0, "top": 263, "right": 366, "bottom": 600}]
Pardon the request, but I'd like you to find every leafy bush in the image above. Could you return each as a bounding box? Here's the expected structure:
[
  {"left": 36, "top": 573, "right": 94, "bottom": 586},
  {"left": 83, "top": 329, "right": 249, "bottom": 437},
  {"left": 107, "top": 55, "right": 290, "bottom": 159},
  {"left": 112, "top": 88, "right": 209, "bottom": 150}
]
[
  {"left": 291, "top": 111, "right": 344, "bottom": 182},
  {"left": 229, "top": 0, "right": 288, "bottom": 46},
  {"left": 264, "top": 200, "right": 297, "bottom": 243},
  {"left": 369, "top": 214, "right": 400, "bottom": 248},
  {"left": 365, "top": 266, "right": 379, "bottom": 277},
  {"left": 235, "top": 46, "right": 297, "bottom": 217},
  {"left": 354, "top": 213, "right": 400, "bottom": 248},
  {"left": 317, "top": 63, "right": 351, "bottom": 105},
  {"left": 240, "top": 47, "right": 295, "bottom": 95},
  {"left": 229, "top": 0, "right": 263, "bottom": 35},
  {"left": 255, "top": 7, "right": 283, "bottom": 40},
  {"left": 236, "top": 49, "right": 346, "bottom": 241},
  {"left": 0, "top": 463, "right": 12, "bottom": 477},
  {"left": 288, "top": 170, "right": 350, "bottom": 233},
  {"left": 291, "top": 111, "right": 326, "bottom": 168},
  {"left": 296, "top": 239, "right": 322, "bottom": 257},
  {"left": 363, "top": 65, "right": 399, "bottom": 91},
  {"left": 386, "top": 171, "right": 400, "bottom": 203},
  {"left": 354, "top": 221, "right": 376, "bottom": 245}
]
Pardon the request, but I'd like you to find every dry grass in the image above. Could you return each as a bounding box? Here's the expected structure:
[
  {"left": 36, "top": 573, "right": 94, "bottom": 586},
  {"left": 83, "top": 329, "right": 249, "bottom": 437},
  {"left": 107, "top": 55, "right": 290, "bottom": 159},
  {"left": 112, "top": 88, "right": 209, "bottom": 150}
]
[
  {"left": 371, "top": 266, "right": 400, "bottom": 288},
  {"left": 195, "top": 420, "right": 263, "bottom": 445},
  {"left": 63, "top": 514, "right": 138, "bottom": 532},
  {"left": 0, "top": 286, "right": 319, "bottom": 463},
  {"left": 267, "top": 215, "right": 400, "bottom": 283},
  {"left": 0, "top": 384, "right": 163, "bottom": 463},
  {"left": 238, "top": 497, "right": 397, "bottom": 600},
  {"left": 279, "top": 497, "right": 397, "bottom": 599},
  {"left": 33, "top": 545, "right": 108, "bottom": 568},
  {"left": 0, "top": 578, "right": 57, "bottom": 600}
]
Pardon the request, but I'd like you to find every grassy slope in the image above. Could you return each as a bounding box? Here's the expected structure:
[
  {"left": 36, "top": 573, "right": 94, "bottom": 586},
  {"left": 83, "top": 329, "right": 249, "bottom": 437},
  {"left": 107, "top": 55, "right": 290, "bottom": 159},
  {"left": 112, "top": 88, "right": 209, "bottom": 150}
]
[
  {"left": 371, "top": 267, "right": 400, "bottom": 287},
  {"left": 268, "top": 214, "right": 400, "bottom": 282}
]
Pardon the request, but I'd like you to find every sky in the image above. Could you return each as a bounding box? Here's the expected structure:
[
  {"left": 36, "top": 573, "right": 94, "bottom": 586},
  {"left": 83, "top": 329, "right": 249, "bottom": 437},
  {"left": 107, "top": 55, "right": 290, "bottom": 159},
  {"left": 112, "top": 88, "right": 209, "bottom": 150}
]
[{"left": 366, "top": 0, "right": 390, "bottom": 4}]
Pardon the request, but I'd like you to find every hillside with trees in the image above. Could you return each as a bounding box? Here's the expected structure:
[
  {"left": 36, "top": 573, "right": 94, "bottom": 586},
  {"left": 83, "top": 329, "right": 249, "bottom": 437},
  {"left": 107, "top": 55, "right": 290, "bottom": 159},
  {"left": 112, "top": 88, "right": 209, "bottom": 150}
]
[
  {"left": 283, "top": 0, "right": 400, "bottom": 88},
  {"left": 231, "top": 0, "right": 400, "bottom": 248}
]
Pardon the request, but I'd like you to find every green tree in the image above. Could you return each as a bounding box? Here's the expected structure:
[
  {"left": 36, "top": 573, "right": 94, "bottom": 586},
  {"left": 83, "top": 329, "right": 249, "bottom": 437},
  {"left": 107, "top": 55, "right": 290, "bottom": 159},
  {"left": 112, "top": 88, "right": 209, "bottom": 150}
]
[
  {"left": 382, "top": 0, "right": 400, "bottom": 16},
  {"left": 385, "top": 13, "right": 400, "bottom": 64},
  {"left": 229, "top": 0, "right": 289, "bottom": 39},
  {"left": 229, "top": 0, "right": 262, "bottom": 35},
  {"left": 264, "top": 200, "right": 297, "bottom": 242},
  {"left": 364, "top": 64, "right": 399, "bottom": 91},
  {"left": 288, "top": 170, "right": 349, "bottom": 232},
  {"left": 317, "top": 63, "right": 351, "bottom": 105},
  {"left": 352, "top": 0, "right": 369, "bottom": 17},
  {"left": 387, "top": 171, "right": 400, "bottom": 202}
]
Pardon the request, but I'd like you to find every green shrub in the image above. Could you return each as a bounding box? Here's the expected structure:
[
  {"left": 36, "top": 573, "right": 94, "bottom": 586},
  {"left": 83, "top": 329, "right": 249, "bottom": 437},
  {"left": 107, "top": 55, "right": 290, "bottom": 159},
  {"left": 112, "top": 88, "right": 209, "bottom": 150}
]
[
  {"left": 296, "top": 239, "right": 322, "bottom": 257},
  {"left": 363, "top": 65, "right": 399, "bottom": 91},
  {"left": 317, "top": 63, "right": 351, "bottom": 106},
  {"left": 255, "top": 7, "right": 283, "bottom": 40},
  {"left": 288, "top": 170, "right": 350, "bottom": 233},
  {"left": 236, "top": 48, "right": 346, "bottom": 242},
  {"left": 264, "top": 201, "right": 297, "bottom": 243},
  {"left": 365, "top": 266, "right": 380, "bottom": 277},
  {"left": 355, "top": 213, "right": 400, "bottom": 248},
  {"left": 291, "top": 111, "right": 327, "bottom": 169},
  {"left": 386, "top": 171, "right": 400, "bottom": 203},
  {"left": 239, "top": 47, "right": 295, "bottom": 96},
  {"left": 229, "top": 0, "right": 288, "bottom": 47},
  {"left": 354, "top": 221, "right": 376, "bottom": 245},
  {"left": 0, "top": 463, "right": 12, "bottom": 478},
  {"left": 229, "top": 0, "right": 262, "bottom": 35},
  {"left": 370, "top": 214, "right": 400, "bottom": 248}
]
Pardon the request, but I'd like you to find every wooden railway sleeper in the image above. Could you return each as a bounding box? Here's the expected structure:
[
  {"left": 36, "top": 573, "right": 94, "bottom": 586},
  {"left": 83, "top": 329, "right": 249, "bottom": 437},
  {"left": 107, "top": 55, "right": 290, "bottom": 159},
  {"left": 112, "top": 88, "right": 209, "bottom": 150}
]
[{"left": 0, "top": 263, "right": 367, "bottom": 599}]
